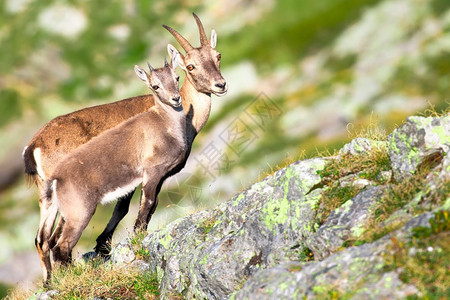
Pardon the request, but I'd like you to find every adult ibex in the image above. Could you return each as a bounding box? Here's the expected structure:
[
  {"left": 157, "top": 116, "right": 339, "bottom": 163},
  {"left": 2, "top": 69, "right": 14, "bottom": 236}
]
[
  {"left": 24, "top": 13, "right": 226, "bottom": 258},
  {"left": 38, "top": 55, "right": 185, "bottom": 280}
]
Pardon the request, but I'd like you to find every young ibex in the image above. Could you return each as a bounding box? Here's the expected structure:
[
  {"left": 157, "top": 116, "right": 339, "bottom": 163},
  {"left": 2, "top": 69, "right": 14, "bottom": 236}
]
[{"left": 38, "top": 55, "right": 185, "bottom": 280}]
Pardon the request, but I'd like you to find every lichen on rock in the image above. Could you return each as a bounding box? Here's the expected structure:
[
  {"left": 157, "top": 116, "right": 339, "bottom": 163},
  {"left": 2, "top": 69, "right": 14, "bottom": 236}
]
[
  {"left": 389, "top": 115, "right": 449, "bottom": 181},
  {"left": 108, "top": 115, "right": 449, "bottom": 299}
]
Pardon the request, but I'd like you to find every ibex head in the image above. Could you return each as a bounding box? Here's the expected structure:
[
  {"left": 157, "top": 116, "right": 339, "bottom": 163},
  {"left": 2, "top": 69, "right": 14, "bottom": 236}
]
[
  {"left": 164, "top": 13, "right": 227, "bottom": 97},
  {"left": 134, "top": 49, "right": 182, "bottom": 108}
]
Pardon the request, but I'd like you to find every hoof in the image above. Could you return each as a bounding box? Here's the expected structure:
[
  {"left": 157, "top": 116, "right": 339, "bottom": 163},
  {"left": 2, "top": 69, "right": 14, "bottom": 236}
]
[
  {"left": 82, "top": 251, "right": 111, "bottom": 263},
  {"left": 82, "top": 251, "right": 98, "bottom": 262}
]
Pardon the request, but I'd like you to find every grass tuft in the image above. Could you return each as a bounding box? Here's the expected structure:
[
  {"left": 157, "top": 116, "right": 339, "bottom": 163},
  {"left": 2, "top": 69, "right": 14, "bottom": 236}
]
[
  {"left": 199, "top": 217, "right": 217, "bottom": 235},
  {"left": 373, "top": 154, "right": 445, "bottom": 225},
  {"left": 8, "top": 258, "right": 159, "bottom": 300},
  {"left": 383, "top": 211, "right": 450, "bottom": 298},
  {"left": 130, "top": 230, "right": 151, "bottom": 261},
  {"left": 315, "top": 142, "right": 391, "bottom": 225},
  {"left": 50, "top": 258, "right": 158, "bottom": 299}
]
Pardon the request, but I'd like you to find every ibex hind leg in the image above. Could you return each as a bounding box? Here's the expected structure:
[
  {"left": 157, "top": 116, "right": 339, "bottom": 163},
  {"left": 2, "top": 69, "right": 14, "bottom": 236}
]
[
  {"left": 52, "top": 203, "right": 96, "bottom": 265},
  {"left": 94, "top": 189, "right": 135, "bottom": 256},
  {"left": 49, "top": 216, "right": 65, "bottom": 249},
  {"left": 52, "top": 216, "right": 92, "bottom": 265},
  {"left": 36, "top": 199, "right": 58, "bottom": 282}
]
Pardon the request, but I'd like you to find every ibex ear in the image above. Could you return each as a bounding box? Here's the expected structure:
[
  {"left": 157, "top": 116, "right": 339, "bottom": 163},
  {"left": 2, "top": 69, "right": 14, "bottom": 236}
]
[
  {"left": 134, "top": 65, "right": 149, "bottom": 85},
  {"left": 168, "top": 44, "right": 185, "bottom": 70},
  {"left": 210, "top": 29, "right": 217, "bottom": 49},
  {"left": 167, "top": 44, "right": 181, "bottom": 70}
]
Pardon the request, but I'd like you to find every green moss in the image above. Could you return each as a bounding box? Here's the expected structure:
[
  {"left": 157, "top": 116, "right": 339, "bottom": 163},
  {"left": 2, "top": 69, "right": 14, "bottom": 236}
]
[
  {"left": 384, "top": 211, "right": 450, "bottom": 298},
  {"left": 350, "top": 223, "right": 365, "bottom": 237},
  {"left": 199, "top": 217, "right": 217, "bottom": 235},
  {"left": 262, "top": 196, "right": 290, "bottom": 233},
  {"left": 389, "top": 134, "right": 401, "bottom": 155},
  {"left": 373, "top": 168, "right": 436, "bottom": 223},
  {"left": 278, "top": 281, "right": 290, "bottom": 291},
  {"left": 431, "top": 125, "right": 450, "bottom": 145},
  {"left": 159, "top": 233, "right": 172, "bottom": 250},
  {"left": 262, "top": 166, "right": 298, "bottom": 232},
  {"left": 317, "top": 183, "right": 362, "bottom": 225},
  {"left": 199, "top": 253, "right": 209, "bottom": 266},
  {"left": 412, "top": 210, "right": 450, "bottom": 239},
  {"left": 312, "top": 285, "right": 341, "bottom": 299},
  {"left": 232, "top": 194, "right": 245, "bottom": 207},
  {"left": 406, "top": 147, "right": 420, "bottom": 167}
]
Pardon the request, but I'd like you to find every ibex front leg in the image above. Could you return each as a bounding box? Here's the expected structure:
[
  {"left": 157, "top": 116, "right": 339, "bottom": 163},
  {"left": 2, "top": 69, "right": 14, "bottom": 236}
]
[
  {"left": 95, "top": 190, "right": 135, "bottom": 256},
  {"left": 134, "top": 170, "right": 163, "bottom": 232}
]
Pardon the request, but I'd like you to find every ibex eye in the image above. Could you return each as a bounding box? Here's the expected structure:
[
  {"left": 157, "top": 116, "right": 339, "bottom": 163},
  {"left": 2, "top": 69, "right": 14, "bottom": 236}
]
[
  {"left": 176, "top": 76, "right": 180, "bottom": 81},
  {"left": 186, "top": 65, "right": 195, "bottom": 71},
  {"left": 217, "top": 54, "right": 221, "bottom": 61},
  {"left": 152, "top": 85, "right": 159, "bottom": 90}
]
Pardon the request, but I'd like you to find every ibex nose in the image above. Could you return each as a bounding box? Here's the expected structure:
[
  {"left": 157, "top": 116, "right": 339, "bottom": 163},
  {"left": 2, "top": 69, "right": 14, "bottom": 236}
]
[
  {"left": 215, "top": 82, "right": 227, "bottom": 90},
  {"left": 172, "top": 96, "right": 180, "bottom": 102}
]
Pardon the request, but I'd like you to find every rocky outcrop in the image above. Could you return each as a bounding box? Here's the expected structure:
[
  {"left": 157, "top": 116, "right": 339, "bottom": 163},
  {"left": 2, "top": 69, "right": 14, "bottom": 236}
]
[
  {"left": 106, "top": 115, "right": 450, "bottom": 299},
  {"left": 134, "top": 157, "right": 327, "bottom": 299},
  {"left": 389, "top": 116, "right": 449, "bottom": 181}
]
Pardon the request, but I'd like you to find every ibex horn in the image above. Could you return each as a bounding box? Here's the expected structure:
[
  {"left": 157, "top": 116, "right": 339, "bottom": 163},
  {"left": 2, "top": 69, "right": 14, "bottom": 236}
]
[
  {"left": 192, "top": 12, "right": 208, "bottom": 46},
  {"left": 162, "top": 24, "right": 194, "bottom": 52},
  {"left": 147, "top": 62, "right": 154, "bottom": 72}
]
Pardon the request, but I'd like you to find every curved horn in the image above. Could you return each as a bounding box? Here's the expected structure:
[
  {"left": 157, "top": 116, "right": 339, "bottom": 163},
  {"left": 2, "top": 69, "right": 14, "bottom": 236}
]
[
  {"left": 192, "top": 12, "right": 208, "bottom": 46},
  {"left": 147, "top": 62, "right": 155, "bottom": 72},
  {"left": 162, "top": 24, "right": 194, "bottom": 52}
]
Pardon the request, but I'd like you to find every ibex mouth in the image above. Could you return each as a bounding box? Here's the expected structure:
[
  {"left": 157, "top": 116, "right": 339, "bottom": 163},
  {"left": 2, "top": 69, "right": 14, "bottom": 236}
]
[
  {"left": 172, "top": 101, "right": 182, "bottom": 108},
  {"left": 213, "top": 90, "right": 228, "bottom": 97}
]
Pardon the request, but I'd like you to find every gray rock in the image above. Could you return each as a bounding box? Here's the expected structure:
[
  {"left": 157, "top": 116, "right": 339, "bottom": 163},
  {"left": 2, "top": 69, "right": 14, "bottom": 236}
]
[
  {"left": 339, "top": 138, "right": 387, "bottom": 156},
  {"left": 143, "top": 158, "right": 328, "bottom": 299},
  {"left": 350, "top": 271, "right": 419, "bottom": 300},
  {"left": 339, "top": 173, "right": 376, "bottom": 189},
  {"left": 306, "top": 187, "right": 385, "bottom": 260},
  {"left": 102, "top": 116, "right": 447, "bottom": 299},
  {"left": 389, "top": 115, "right": 449, "bottom": 181},
  {"left": 130, "top": 259, "right": 150, "bottom": 273},
  {"left": 110, "top": 240, "right": 135, "bottom": 266},
  {"left": 232, "top": 212, "right": 432, "bottom": 300},
  {"left": 29, "top": 289, "right": 58, "bottom": 300}
]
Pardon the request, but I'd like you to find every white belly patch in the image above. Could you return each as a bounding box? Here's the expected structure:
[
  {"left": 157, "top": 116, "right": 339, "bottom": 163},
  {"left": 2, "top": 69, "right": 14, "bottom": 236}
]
[{"left": 101, "top": 178, "right": 142, "bottom": 205}]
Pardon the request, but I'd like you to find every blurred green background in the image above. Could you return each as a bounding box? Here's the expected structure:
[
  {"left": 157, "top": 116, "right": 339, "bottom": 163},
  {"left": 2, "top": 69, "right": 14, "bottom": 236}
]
[{"left": 0, "top": 0, "right": 449, "bottom": 294}]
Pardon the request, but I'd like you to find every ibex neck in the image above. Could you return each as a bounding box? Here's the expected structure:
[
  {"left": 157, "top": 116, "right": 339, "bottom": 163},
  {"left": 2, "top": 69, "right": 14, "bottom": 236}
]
[{"left": 181, "top": 79, "right": 212, "bottom": 145}]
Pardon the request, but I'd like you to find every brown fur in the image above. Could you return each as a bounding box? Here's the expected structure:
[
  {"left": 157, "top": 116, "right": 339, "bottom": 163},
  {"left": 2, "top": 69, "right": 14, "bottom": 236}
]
[
  {"left": 37, "top": 63, "right": 185, "bottom": 280},
  {"left": 23, "top": 94, "right": 155, "bottom": 180}
]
